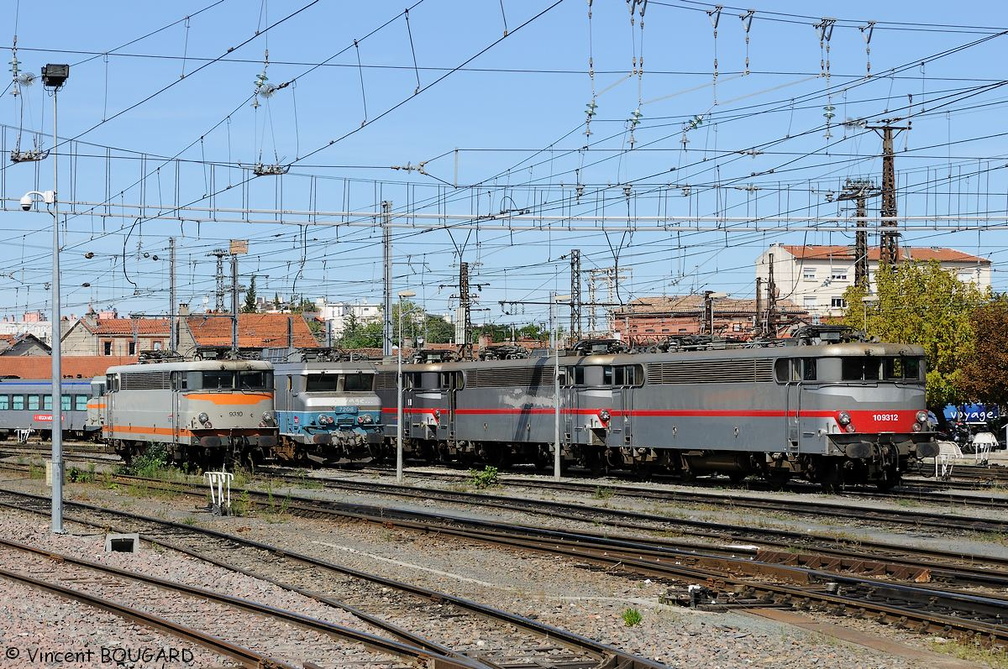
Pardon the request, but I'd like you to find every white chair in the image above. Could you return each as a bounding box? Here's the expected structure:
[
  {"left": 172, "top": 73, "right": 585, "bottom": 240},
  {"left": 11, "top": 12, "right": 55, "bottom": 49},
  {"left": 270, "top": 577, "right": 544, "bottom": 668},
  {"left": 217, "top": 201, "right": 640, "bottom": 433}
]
[
  {"left": 971, "top": 432, "right": 998, "bottom": 466},
  {"left": 935, "top": 440, "right": 963, "bottom": 479}
]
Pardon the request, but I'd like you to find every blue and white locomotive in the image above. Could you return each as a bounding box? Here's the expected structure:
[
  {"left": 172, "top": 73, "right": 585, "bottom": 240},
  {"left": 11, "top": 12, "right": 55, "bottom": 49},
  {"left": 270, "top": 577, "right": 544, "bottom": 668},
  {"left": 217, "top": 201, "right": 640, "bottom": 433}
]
[{"left": 270, "top": 350, "right": 384, "bottom": 464}]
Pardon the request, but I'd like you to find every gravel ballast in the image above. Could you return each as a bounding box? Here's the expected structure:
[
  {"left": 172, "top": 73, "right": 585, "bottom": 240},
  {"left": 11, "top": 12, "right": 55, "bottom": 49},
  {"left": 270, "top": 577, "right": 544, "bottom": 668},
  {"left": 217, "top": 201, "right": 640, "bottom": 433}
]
[{"left": 0, "top": 471, "right": 998, "bottom": 669}]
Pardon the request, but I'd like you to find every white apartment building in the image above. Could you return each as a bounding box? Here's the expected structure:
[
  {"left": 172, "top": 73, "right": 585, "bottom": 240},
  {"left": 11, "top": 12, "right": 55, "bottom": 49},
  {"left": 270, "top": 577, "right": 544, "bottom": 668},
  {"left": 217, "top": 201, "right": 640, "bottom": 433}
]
[
  {"left": 313, "top": 299, "right": 383, "bottom": 341},
  {"left": 755, "top": 244, "right": 992, "bottom": 319}
]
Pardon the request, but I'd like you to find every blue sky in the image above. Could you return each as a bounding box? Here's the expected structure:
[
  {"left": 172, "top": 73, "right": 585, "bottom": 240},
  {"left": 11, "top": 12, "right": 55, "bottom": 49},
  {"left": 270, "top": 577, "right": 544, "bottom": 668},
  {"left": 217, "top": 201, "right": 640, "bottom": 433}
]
[{"left": 2, "top": 1, "right": 1008, "bottom": 329}]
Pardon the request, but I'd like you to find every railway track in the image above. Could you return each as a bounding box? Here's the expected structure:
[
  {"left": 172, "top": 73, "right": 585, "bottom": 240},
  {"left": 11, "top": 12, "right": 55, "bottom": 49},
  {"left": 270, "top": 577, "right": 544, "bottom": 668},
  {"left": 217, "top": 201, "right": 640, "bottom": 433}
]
[
  {"left": 13, "top": 466, "right": 1008, "bottom": 652},
  {"left": 0, "top": 539, "right": 438, "bottom": 668},
  {"left": 0, "top": 486, "right": 661, "bottom": 669}
]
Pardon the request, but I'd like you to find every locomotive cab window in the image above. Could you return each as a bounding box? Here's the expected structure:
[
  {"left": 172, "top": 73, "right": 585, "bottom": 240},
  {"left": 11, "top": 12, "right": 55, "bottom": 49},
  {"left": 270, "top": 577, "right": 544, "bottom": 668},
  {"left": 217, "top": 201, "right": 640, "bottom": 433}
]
[
  {"left": 239, "top": 370, "right": 272, "bottom": 391},
  {"left": 884, "top": 356, "right": 923, "bottom": 381},
  {"left": 306, "top": 373, "right": 339, "bottom": 393},
  {"left": 774, "top": 358, "right": 817, "bottom": 382},
  {"left": 343, "top": 372, "right": 374, "bottom": 392},
  {"left": 602, "top": 365, "right": 643, "bottom": 387}
]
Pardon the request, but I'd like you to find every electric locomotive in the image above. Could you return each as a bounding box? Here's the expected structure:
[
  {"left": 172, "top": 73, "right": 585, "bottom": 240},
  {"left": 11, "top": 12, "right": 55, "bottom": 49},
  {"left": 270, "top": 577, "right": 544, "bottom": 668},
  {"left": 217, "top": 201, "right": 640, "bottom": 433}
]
[
  {"left": 102, "top": 356, "right": 277, "bottom": 466},
  {"left": 271, "top": 350, "right": 384, "bottom": 464},
  {"left": 377, "top": 327, "right": 937, "bottom": 489}
]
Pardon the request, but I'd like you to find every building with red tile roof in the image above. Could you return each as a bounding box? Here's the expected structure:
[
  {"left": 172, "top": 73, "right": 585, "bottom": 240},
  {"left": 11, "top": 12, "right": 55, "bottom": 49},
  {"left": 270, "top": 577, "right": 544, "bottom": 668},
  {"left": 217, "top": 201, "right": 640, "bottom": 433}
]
[
  {"left": 611, "top": 294, "right": 806, "bottom": 343},
  {"left": 61, "top": 315, "right": 171, "bottom": 357},
  {"left": 755, "top": 243, "right": 991, "bottom": 318},
  {"left": 178, "top": 312, "right": 321, "bottom": 358},
  {"left": 0, "top": 355, "right": 135, "bottom": 380}
]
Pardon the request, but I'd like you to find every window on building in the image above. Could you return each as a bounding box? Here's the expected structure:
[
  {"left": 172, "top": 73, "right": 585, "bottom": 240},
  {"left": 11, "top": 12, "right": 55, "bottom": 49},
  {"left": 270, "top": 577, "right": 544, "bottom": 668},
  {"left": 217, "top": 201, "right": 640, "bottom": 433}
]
[
  {"left": 831, "top": 271, "right": 848, "bottom": 281},
  {"left": 128, "top": 341, "right": 136, "bottom": 355},
  {"left": 803, "top": 295, "right": 817, "bottom": 306},
  {"left": 103, "top": 340, "right": 112, "bottom": 355},
  {"left": 803, "top": 268, "right": 816, "bottom": 280},
  {"left": 831, "top": 297, "right": 847, "bottom": 309}
]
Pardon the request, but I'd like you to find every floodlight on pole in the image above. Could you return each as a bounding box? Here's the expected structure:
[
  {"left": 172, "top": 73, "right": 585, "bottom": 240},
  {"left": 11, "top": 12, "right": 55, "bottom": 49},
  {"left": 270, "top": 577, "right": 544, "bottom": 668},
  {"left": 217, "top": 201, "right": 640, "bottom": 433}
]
[
  {"left": 396, "top": 289, "right": 416, "bottom": 483},
  {"left": 22, "top": 61, "right": 68, "bottom": 535}
]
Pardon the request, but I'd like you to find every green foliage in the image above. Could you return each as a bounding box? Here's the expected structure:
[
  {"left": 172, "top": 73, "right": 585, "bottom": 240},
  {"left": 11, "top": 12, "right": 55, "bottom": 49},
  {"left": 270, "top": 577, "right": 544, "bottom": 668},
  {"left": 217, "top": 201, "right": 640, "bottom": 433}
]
[
  {"left": 422, "top": 314, "right": 456, "bottom": 344},
  {"left": 242, "top": 275, "right": 258, "bottom": 313},
  {"left": 67, "top": 463, "right": 97, "bottom": 483},
  {"left": 621, "top": 608, "right": 643, "bottom": 627},
  {"left": 338, "top": 318, "right": 384, "bottom": 349},
  {"left": 841, "top": 260, "right": 991, "bottom": 408},
  {"left": 128, "top": 444, "right": 169, "bottom": 478},
  {"left": 958, "top": 296, "right": 1008, "bottom": 406},
  {"left": 593, "top": 486, "right": 615, "bottom": 500},
  {"left": 468, "top": 465, "right": 499, "bottom": 489}
]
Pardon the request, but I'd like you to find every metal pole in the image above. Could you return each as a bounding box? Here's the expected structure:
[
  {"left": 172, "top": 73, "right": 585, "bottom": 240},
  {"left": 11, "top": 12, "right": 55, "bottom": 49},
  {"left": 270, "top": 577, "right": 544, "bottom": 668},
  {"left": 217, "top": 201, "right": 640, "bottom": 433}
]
[
  {"left": 51, "top": 81, "right": 63, "bottom": 534},
  {"left": 396, "top": 299, "right": 404, "bottom": 483},
  {"left": 395, "top": 289, "right": 415, "bottom": 483},
  {"left": 553, "top": 294, "right": 561, "bottom": 481}
]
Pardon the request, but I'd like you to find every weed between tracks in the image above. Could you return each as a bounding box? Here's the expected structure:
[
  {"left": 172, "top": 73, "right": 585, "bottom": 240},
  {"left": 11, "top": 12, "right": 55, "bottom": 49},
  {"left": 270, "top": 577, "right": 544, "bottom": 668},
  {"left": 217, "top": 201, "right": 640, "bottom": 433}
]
[{"left": 927, "top": 638, "right": 1008, "bottom": 668}]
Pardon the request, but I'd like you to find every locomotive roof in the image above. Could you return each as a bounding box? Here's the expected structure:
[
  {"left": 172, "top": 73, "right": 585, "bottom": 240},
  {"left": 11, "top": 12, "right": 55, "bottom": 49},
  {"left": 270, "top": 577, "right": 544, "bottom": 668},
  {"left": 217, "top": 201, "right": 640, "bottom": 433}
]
[
  {"left": 105, "top": 359, "right": 273, "bottom": 374},
  {"left": 390, "top": 340, "right": 926, "bottom": 370}
]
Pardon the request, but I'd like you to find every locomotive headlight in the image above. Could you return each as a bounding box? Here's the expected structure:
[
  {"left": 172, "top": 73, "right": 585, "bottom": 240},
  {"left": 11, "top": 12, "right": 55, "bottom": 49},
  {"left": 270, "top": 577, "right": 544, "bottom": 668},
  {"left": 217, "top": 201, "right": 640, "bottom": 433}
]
[
  {"left": 599, "top": 409, "right": 611, "bottom": 423},
  {"left": 198, "top": 412, "right": 210, "bottom": 425},
  {"left": 837, "top": 411, "right": 851, "bottom": 426},
  {"left": 357, "top": 414, "right": 374, "bottom": 425},
  {"left": 912, "top": 423, "right": 922, "bottom": 432},
  {"left": 845, "top": 424, "right": 856, "bottom": 433},
  {"left": 262, "top": 411, "right": 275, "bottom": 426},
  {"left": 916, "top": 410, "right": 929, "bottom": 424}
]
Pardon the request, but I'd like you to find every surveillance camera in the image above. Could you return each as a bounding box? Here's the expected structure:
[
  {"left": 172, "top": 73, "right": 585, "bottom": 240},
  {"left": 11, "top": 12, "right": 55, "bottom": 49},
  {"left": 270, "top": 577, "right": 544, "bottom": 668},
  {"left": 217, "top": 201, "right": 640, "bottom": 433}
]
[{"left": 19, "top": 195, "right": 33, "bottom": 211}]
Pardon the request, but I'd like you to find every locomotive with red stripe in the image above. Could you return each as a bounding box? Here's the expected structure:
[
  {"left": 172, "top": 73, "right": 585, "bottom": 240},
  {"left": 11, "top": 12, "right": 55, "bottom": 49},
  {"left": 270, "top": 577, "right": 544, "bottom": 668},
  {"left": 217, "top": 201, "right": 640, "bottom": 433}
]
[{"left": 376, "top": 327, "right": 937, "bottom": 489}]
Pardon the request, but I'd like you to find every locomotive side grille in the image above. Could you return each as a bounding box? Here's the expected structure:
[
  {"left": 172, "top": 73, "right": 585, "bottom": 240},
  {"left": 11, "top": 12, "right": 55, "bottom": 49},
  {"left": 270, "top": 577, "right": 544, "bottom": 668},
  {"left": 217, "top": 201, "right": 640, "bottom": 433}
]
[
  {"left": 647, "top": 358, "right": 774, "bottom": 384},
  {"left": 469, "top": 366, "right": 548, "bottom": 388},
  {"left": 376, "top": 373, "right": 396, "bottom": 391},
  {"left": 120, "top": 370, "right": 170, "bottom": 391}
]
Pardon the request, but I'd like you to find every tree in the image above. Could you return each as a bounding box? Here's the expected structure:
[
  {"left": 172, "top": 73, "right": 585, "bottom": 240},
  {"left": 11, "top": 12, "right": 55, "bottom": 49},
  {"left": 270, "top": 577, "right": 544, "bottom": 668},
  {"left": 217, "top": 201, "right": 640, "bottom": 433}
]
[
  {"left": 958, "top": 296, "right": 1008, "bottom": 406},
  {"left": 242, "top": 275, "right": 258, "bottom": 313},
  {"left": 422, "top": 314, "right": 455, "bottom": 344},
  {"left": 841, "top": 260, "right": 990, "bottom": 409}
]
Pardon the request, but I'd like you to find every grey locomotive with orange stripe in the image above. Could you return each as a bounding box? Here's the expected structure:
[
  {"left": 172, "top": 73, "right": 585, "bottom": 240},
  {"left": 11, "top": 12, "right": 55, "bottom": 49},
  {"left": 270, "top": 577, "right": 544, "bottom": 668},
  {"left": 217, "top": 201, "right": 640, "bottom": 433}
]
[{"left": 102, "top": 358, "right": 277, "bottom": 467}]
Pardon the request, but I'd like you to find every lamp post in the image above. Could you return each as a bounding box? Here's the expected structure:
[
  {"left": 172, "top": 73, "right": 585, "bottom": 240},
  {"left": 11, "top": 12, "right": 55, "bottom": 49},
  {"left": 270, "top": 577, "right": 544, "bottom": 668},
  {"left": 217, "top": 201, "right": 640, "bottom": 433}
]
[
  {"left": 396, "top": 290, "right": 416, "bottom": 483},
  {"left": 21, "top": 63, "right": 68, "bottom": 534}
]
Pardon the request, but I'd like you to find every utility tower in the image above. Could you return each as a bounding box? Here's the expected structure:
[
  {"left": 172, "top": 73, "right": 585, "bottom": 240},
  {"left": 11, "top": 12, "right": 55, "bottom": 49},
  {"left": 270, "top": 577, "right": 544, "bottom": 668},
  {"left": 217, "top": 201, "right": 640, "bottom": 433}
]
[
  {"left": 210, "top": 248, "right": 228, "bottom": 312},
  {"left": 837, "top": 178, "right": 880, "bottom": 288},
  {"left": 459, "top": 261, "right": 472, "bottom": 357},
  {"left": 867, "top": 121, "right": 909, "bottom": 267},
  {"left": 569, "top": 250, "right": 582, "bottom": 341},
  {"left": 587, "top": 266, "right": 630, "bottom": 335}
]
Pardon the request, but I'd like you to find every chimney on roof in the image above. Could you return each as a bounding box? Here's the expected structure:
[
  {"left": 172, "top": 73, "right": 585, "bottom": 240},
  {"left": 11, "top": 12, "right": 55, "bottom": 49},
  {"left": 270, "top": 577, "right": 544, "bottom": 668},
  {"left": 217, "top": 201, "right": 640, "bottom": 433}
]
[{"left": 179, "top": 303, "right": 190, "bottom": 317}]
